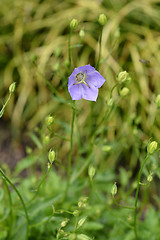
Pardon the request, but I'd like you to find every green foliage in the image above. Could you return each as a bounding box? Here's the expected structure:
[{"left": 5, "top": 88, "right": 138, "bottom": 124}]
[{"left": 1, "top": 0, "right": 160, "bottom": 240}]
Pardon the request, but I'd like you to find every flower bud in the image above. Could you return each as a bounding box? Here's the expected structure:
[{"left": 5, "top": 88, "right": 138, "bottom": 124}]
[
  {"left": 78, "top": 201, "right": 83, "bottom": 208},
  {"left": 44, "top": 135, "right": 50, "bottom": 145},
  {"left": 147, "top": 173, "right": 153, "bottom": 183},
  {"left": 61, "top": 219, "right": 69, "bottom": 228},
  {"left": 77, "top": 217, "right": 87, "bottom": 229},
  {"left": 70, "top": 19, "right": 78, "bottom": 30},
  {"left": 155, "top": 94, "right": 160, "bottom": 108},
  {"left": 102, "top": 145, "right": 112, "bottom": 152},
  {"left": 117, "top": 71, "right": 129, "bottom": 84},
  {"left": 77, "top": 234, "right": 91, "bottom": 240},
  {"left": 69, "top": 233, "right": 77, "bottom": 240},
  {"left": 120, "top": 87, "right": 129, "bottom": 97},
  {"left": 147, "top": 141, "right": 158, "bottom": 154},
  {"left": 98, "top": 14, "right": 107, "bottom": 26},
  {"left": 88, "top": 165, "right": 96, "bottom": 179},
  {"left": 79, "top": 29, "right": 85, "bottom": 38},
  {"left": 81, "top": 197, "right": 88, "bottom": 203},
  {"left": 9, "top": 82, "right": 16, "bottom": 93},
  {"left": 48, "top": 149, "right": 55, "bottom": 164},
  {"left": 73, "top": 210, "right": 79, "bottom": 217},
  {"left": 45, "top": 115, "right": 54, "bottom": 126},
  {"left": 111, "top": 182, "right": 117, "bottom": 196}
]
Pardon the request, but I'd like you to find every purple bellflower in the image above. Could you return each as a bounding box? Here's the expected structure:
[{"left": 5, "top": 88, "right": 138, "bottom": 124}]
[{"left": 68, "top": 64, "right": 106, "bottom": 101}]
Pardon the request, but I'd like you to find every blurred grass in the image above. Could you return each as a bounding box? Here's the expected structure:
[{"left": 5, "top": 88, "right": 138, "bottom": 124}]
[
  {"left": 0, "top": 0, "right": 160, "bottom": 133},
  {"left": 0, "top": 0, "right": 160, "bottom": 173}
]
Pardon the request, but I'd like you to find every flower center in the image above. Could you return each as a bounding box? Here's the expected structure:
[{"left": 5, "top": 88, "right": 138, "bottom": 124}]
[
  {"left": 74, "top": 71, "right": 90, "bottom": 88},
  {"left": 75, "top": 72, "right": 84, "bottom": 82}
]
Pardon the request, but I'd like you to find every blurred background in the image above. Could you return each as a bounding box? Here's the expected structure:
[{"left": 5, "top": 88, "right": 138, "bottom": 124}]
[{"left": 0, "top": 0, "right": 160, "bottom": 170}]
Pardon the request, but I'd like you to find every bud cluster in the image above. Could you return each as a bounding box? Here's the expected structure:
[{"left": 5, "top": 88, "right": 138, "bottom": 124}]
[{"left": 78, "top": 197, "right": 88, "bottom": 208}]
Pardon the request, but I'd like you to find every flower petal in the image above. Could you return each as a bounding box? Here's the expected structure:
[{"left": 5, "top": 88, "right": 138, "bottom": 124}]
[
  {"left": 73, "top": 64, "right": 95, "bottom": 74},
  {"left": 87, "top": 71, "right": 106, "bottom": 88},
  {"left": 81, "top": 84, "right": 98, "bottom": 101},
  {"left": 68, "top": 84, "right": 82, "bottom": 100}
]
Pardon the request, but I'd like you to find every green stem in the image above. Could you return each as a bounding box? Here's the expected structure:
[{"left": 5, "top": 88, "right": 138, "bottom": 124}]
[
  {"left": 3, "top": 179, "right": 13, "bottom": 239},
  {"left": 68, "top": 30, "right": 72, "bottom": 72},
  {"left": 133, "top": 154, "right": 149, "bottom": 239},
  {"left": 93, "top": 104, "right": 114, "bottom": 139},
  {"left": 100, "top": 39, "right": 118, "bottom": 65},
  {"left": 110, "top": 82, "right": 119, "bottom": 99},
  {"left": 30, "top": 163, "right": 52, "bottom": 202},
  {"left": 113, "top": 196, "right": 135, "bottom": 210},
  {"left": 64, "top": 106, "right": 75, "bottom": 199},
  {"left": 47, "top": 126, "right": 70, "bottom": 141},
  {"left": 96, "top": 27, "right": 103, "bottom": 71},
  {"left": 89, "top": 178, "right": 104, "bottom": 204},
  {"left": 150, "top": 109, "right": 157, "bottom": 137},
  {"left": 0, "top": 168, "right": 29, "bottom": 240},
  {"left": 93, "top": 83, "right": 118, "bottom": 137},
  {"left": 0, "top": 93, "right": 12, "bottom": 118}
]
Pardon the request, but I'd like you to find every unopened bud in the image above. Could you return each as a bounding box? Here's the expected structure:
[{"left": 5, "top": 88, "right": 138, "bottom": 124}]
[
  {"left": 9, "top": 82, "right": 16, "bottom": 93},
  {"left": 73, "top": 210, "right": 79, "bottom": 217},
  {"left": 117, "top": 71, "right": 129, "bottom": 84},
  {"left": 147, "top": 141, "right": 158, "bottom": 154},
  {"left": 70, "top": 19, "right": 78, "bottom": 30},
  {"left": 78, "top": 197, "right": 88, "bottom": 208},
  {"left": 88, "top": 165, "right": 96, "bottom": 179},
  {"left": 45, "top": 115, "right": 54, "bottom": 126},
  {"left": 69, "top": 233, "right": 77, "bottom": 240},
  {"left": 155, "top": 94, "right": 160, "bottom": 108},
  {"left": 61, "top": 219, "right": 69, "bottom": 228},
  {"left": 77, "top": 217, "right": 87, "bottom": 229},
  {"left": 147, "top": 173, "right": 153, "bottom": 183},
  {"left": 102, "top": 145, "right": 112, "bottom": 152},
  {"left": 120, "top": 87, "right": 129, "bottom": 97},
  {"left": 111, "top": 182, "right": 117, "bottom": 196},
  {"left": 48, "top": 149, "right": 55, "bottom": 164},
  {"left": 98, "top": 14, "right": 107, "bottom": 26},
  {"left": 44, "top": 135, "right": 50, "bottom": 145},
  {"left": 77, "top": 234, "right": 91, "bottom": 240},
  {"left": 79, "top": 29, "right": 85, "bottom": 38}
]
